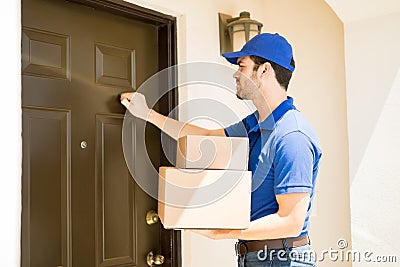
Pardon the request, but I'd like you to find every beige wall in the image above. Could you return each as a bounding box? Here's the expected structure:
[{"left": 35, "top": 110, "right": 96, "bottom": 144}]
[
  {"left": 345, "top": 12, "right": 400, "bottom": 264},
  {"left": 124, "top": 0, "right": 352, "bottom": 266}
]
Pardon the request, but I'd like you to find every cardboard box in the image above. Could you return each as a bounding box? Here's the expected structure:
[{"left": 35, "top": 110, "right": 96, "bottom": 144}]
[
  {"left": 176, "top": 135, "right": 249, "bottom": 170},
  {"left": 158, "top": 167, "right": 251, "bottom": 229}
]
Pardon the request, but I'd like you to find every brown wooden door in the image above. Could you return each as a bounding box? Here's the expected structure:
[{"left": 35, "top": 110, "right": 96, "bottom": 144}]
[{"left": 21, "top": 0, "right": 171, "bottom": 266}]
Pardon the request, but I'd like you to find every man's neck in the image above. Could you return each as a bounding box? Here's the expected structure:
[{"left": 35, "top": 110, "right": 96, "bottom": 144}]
[{"left": 253, "top": 85, "right": 287, "bottom": 123}]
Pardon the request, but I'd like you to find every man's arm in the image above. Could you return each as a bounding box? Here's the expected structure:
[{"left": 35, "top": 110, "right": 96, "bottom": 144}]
[
  {"left": 121, "top": 92, "right": 225, "bottom": 140},
  {"left": 192, "top": 192, "right": 309, "bottom": 240}
]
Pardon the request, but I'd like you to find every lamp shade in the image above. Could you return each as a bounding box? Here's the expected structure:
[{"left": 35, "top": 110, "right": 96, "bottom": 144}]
[{"left": 227, "top": 12, "right": 262, "bottom": 51}]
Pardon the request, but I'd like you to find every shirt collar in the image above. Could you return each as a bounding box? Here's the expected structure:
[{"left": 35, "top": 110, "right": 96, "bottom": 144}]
[{"left": 250, "top": 96, "right": 296, "bottom": 132}]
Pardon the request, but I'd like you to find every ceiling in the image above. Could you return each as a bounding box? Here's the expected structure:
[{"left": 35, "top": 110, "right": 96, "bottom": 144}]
[{"left": 324, "top": 0, "right": 400, "bottom": 23}]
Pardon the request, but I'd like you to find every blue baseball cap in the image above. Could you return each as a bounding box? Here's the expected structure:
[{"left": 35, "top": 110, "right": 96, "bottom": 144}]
[{"left": 222, "top": 33, "right": 295, "bottom": 72}]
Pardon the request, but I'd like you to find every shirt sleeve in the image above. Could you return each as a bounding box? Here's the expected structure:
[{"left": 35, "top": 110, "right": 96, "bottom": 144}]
[
  {"left": 224, "top": 113, "right": 254, "bottom": 137},
  {"left": 273, "top": 131, "right": 315, "bottom": 195}
]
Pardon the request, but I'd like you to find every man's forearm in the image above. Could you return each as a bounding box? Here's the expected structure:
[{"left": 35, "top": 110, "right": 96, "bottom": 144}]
[
  {"left": 122, "top": 97, "right": 224, "bottom": 140},
  {"left": 192, "top": 213, "right": 302, "bottom": 241},
  {"left": 148, "top": 109, "right": 224, "bottom": 140},
  {"left": 193, "top": 193, "right": 309, "bottom": 240},
  {"left": 237, "top": 213, "right": 303, "bottom": 240}
]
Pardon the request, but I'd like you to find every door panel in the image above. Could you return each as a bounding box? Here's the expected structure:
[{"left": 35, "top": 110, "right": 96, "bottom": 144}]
[
  {"left": 22, "top": 0, "right": 163, "bottom": 266},
  {"left": 22, "top": 27, "right": 70, "bottom": 80},
  {"left": 95, "top": 115, "right": 137, "bottom": 267},
  {"left": 22, "top": 107, "right": 71, "bottom": 267},
  {"left": 95, "top": 43, "right": 136, "bottom": 88}
]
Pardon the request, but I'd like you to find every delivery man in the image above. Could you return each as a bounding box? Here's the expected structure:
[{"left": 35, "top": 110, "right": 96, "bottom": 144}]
[{"left": 120, "top": 33, "right": 322, "bottom": 266}]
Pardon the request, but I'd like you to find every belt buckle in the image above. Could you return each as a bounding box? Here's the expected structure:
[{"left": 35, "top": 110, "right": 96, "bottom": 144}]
[{"left": 235, "top": 242, "right": 248, "bottom": 256}]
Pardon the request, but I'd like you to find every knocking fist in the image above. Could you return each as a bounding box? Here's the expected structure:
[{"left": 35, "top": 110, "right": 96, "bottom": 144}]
[{"left": 120, "top": 92, "right": 151, "bottom": 120}]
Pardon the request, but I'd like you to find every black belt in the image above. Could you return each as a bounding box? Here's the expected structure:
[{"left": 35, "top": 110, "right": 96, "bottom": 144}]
[{"left": 235, "top": 235, "right": 309, "bottom": 256}]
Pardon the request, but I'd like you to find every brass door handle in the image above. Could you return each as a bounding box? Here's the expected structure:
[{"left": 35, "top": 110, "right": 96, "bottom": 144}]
[
  {"left": 146, "top": 251, "right": 165, "bottom": 266},
  {"left": 146, "top": 210, "right": 159, "bottom": 225}
]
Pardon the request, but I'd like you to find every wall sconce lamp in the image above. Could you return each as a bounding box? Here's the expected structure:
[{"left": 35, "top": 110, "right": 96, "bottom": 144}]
[{"left": 219, "top": 11, "right": 263, "bottom": 54}]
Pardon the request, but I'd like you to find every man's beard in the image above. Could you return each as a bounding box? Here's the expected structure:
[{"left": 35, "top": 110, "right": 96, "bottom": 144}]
[{"left": 236, "top": 75, "right": 259, "bottom": 100}]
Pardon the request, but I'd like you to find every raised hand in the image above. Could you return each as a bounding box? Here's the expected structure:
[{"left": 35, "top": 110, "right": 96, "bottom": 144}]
[{"left": 120, "top": 92, "right": 151, "bottom": 120}]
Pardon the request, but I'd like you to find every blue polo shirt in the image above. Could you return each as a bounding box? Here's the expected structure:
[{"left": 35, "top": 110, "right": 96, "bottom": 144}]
[{"left": 224, "top": 97, "right": 322, "bottom": 237}]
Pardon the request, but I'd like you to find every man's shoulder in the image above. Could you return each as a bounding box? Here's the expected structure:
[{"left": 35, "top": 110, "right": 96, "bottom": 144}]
[{"left": 275, "top": 110, "right": 321, "bottom": 147}]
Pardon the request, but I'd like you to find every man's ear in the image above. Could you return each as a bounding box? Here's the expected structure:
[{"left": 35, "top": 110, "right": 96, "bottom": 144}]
[{"left": 260, "top": 62, "right": 272, "bottom": 76}]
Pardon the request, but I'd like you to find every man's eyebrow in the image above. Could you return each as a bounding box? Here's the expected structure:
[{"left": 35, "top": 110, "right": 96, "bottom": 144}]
[{"left": 237, "top": 60, "right": 244, "bottom": 65}]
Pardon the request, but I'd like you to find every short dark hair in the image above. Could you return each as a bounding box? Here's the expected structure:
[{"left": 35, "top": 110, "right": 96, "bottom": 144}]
[{"left": 250, "top": 55, "right": 295, "bottom": 91}]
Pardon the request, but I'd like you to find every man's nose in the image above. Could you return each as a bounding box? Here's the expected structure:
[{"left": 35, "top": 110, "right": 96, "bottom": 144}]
[{"left": 233, "top": 70, "right": 240, "bottom": 79}]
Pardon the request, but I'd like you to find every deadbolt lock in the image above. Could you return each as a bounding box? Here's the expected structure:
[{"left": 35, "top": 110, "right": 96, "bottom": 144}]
[
  {"left": 146, "top": 251, "right": 165, "bottom": 266},
  {"left": 146, "top": 210, "right": 159, "bottom": 225}
]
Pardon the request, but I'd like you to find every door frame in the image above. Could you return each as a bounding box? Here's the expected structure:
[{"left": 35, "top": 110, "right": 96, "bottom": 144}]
[{"left": 69, "top": 0, "right": 180, "bottom": 266}]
